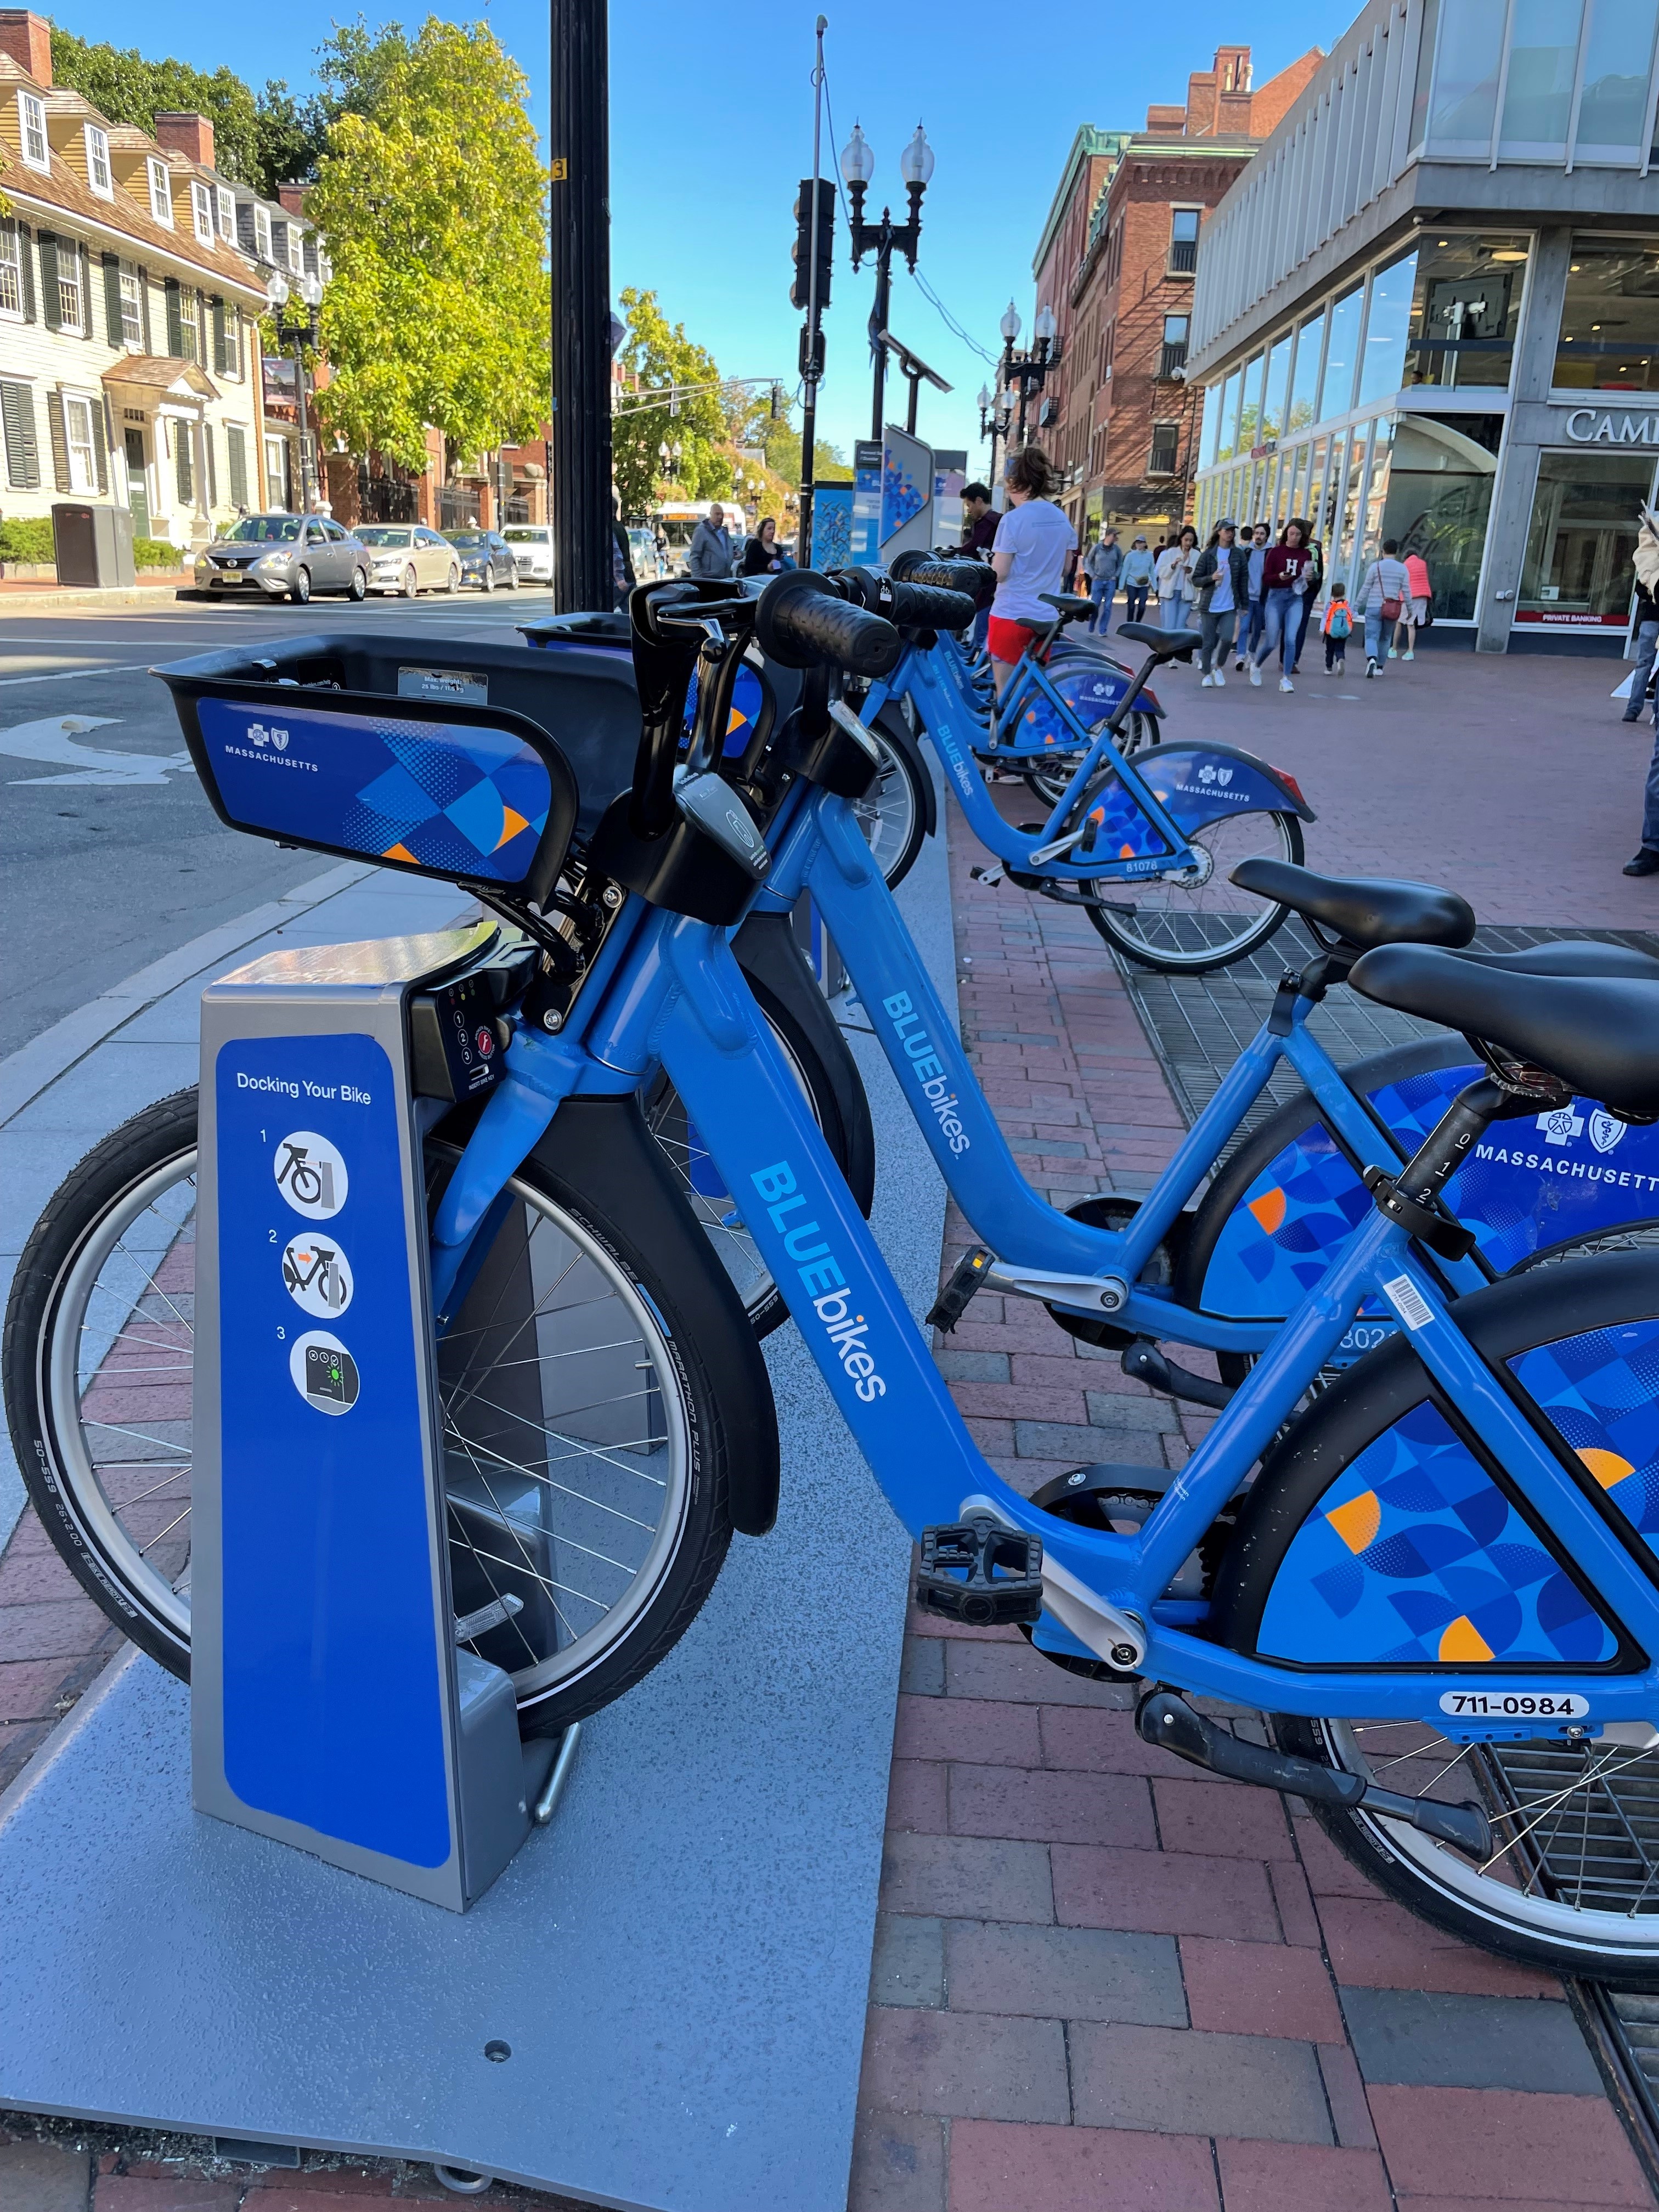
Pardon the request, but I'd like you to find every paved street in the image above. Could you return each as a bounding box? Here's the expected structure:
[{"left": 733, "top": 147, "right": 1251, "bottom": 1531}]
[{"left": 0, "top": 591, "right": 552, "bottom": 1057}]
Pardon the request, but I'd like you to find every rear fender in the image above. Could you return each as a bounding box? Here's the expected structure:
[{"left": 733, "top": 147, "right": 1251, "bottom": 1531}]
[{"left": 1135, "top": 741, "right": 1315, "bottom": 834}]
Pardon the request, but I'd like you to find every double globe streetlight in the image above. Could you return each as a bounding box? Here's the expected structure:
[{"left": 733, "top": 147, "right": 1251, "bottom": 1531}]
[
  {"left": 839, "top": 120, "right": 935, "bottom": 440},
  {"left": 265, "top": 266, "right": 325, "bottom": 511}
]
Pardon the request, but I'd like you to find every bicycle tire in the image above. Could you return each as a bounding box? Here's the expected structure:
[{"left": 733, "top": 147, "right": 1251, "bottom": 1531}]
[
  {"left": 3, "top": 1090, "right": 776, "bottom": 1737},
  {"left": 1085, "top": 807, "right": 1303, "bottom": 974},
  {"left": 860, "top": 709, "right": 928, "bottom": 888}
]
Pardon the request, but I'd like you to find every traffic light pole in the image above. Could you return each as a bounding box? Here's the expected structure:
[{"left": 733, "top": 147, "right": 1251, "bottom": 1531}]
[
  {"left": 549, "top": 0, "right": 612, "bottom": 613},
  {"left": 797, "top": 16, "right": 828, "bottom": 567}
]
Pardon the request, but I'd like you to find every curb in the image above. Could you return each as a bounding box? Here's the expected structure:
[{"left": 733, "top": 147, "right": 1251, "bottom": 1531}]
[
  {"left": 0, "top": 583, "right": 184, "bottom": 611},
  {"left": 0, "top": 860, "right": 374, "bottom": 1128}
]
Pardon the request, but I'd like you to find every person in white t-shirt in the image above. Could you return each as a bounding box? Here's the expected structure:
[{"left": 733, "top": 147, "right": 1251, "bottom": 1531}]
[{"left": 986, "top": 445, "right": 1076, "bottom": 693}]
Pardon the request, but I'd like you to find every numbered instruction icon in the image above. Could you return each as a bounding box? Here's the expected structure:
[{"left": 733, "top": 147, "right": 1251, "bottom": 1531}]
[
  {"left": 274, "top": 1130, "right": 348, "bottom": 1220},
  {"left": 281, "top": 1234, "right": 354, "bottom": 1318},
  {"left": 290, "top": 1330, "right": 360, "bottom": 1416}
]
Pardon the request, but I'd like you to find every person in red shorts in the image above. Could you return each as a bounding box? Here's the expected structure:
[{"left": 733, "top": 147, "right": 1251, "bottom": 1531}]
[{"left": 985, "top": 445, "right": 1074, "bottom": 693}]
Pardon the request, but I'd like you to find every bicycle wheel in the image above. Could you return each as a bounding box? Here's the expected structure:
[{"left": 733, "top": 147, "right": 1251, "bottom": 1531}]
[
  {"left": 4, "top": 1090, "right": 761, "bottom": 1735},
  {"left": 1214, "top": 1250, "right": 1659, "bottom": 1983},
  {"left": 856, "top": 718, "right": 927, "bottom": 888},
  {"left": 1081, "top": 795, "right": 1302, "bottom": 973}
]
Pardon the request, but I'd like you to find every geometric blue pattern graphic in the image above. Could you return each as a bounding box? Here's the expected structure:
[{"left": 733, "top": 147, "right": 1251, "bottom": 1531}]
[
  {"left": 1256, "top": 1398, "right": 1617, "bottom": 1666},
  {"left": 1199, "top": 1062, "right": 1659, "bottom": 1322},
  {"left": 1512, "top": 1319, "right": 1659, "bottom": 1565}
]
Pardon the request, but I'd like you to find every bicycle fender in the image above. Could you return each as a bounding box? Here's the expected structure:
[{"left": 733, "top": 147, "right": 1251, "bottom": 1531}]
[
  {"left": 732, "top": 910, "right": 877, "bottom": 1218},
  {"left": 870, "top": 701, "right": 938, "bottom": 839},
  {"left": 1135, "top": 741, "right": 1314, "bottom": 833},
  {"left": 529, "top": 1094, "right": 782, "bottom": 1537}
]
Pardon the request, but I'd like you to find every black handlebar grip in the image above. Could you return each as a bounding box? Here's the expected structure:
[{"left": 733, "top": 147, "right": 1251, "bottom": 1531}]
[
  {"left": 888, "top": 551, "right": 997, "bottom": 607},
  {"left": 754, "top": 570, "right": 901, "bottom": 676},
  {"left": 883, "top": 579, "right": 977, "bottom": 633}
]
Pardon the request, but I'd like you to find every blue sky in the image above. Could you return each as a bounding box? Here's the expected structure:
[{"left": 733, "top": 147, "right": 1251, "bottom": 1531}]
[{"left": 54, "top": 0, "right": 1345, "bottom": 467}]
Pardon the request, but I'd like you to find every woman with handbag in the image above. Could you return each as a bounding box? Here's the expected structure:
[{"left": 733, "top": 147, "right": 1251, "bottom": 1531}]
[{"left": 1356, "top": 538, "right": 1413, "bottom": 678}]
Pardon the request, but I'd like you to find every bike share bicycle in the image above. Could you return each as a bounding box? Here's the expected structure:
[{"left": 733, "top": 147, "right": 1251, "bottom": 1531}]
[{"left": 15, "top": 569, "right": 1659, "bottom": 1978}]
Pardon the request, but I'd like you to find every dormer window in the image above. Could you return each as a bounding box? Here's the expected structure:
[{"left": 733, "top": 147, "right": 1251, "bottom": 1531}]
[
  {"left": 191, "top": 182, "right": 215, "bottom": 247},
  {"left": 148, "top": 157, "right": 174, "bottom": 226},
  {"left": 85, "top": 124, "right": 112, "bottom": 197},
  {"left": 287, "top": 225, "right": 303, "bottom": 275},
  {"left": 253, "top": 205, "right": 272, "bottom": 262},
  {"left": 18, "top": 92, "right": 48, "bottom": 172},
  {"left": 217, "top": 185, "right": 236, "bottom": 242}
]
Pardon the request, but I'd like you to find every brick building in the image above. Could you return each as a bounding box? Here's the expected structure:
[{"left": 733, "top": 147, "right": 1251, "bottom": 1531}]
[{"left": 1027, "top": 44, "right": 1323, "bottom": 546}]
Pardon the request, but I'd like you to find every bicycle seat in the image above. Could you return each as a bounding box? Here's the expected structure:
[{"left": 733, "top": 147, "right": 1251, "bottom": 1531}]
[
  {"left": 1039, "top": 593, "right": 1096, "bottom": 623},
  {"left": 1116, "top": 620, "right": 1200, "bottom": 659},
  {"left": 1448, "top": 941, "right": 1659, "bottom": 984},
  {"left": 1230, "top": 860, "right": 1476, "bottom": 952},
  {"left": 1350, "top": 946, "right": 1659, "bottom": 1118}
]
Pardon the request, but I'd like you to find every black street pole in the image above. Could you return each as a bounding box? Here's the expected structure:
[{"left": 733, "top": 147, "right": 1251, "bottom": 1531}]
[
  {"left": 870, "top": 234, "right": 891, "bottom": 441},
  {"left": 549, "top": 0, "right": 612, "bottom": 613},
  {"left": 798, "top": 16, "right": 827, "bottom": 567}
]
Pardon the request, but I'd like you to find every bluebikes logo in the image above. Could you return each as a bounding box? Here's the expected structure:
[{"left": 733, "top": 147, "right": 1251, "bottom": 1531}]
[
  {"left": 880, "top": 991, "right": 971, "bottom": 1154},
  {"left": 750, "top": 1161, "right": 887, "bottom": 1401}
]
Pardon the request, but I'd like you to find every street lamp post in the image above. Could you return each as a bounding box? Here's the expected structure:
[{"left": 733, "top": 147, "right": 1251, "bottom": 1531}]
[
  {"left": 995, "top": 300, "right": 1061, "bottom": 455},
  {"left": 265, "top": 268, "right": 324, "bottom": 510},
  {"left": 841, "top": 121, "right": 934, "bottom": 441}
]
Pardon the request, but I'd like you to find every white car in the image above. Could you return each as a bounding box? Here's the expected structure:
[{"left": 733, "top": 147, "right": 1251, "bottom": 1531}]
[
  {"left": 503, "top": 524, "right": 553, "bottom": 584},
  {"left": 357, "top": 523, "right": 461, "bottom": 597}
]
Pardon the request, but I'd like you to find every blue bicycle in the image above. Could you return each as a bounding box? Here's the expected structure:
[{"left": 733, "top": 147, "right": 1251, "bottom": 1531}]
[{"left": 16, "top": 571, "right": 1659, "bottom": 1982}]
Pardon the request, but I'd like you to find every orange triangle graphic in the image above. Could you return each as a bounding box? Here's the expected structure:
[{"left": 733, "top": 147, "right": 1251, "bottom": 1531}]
[
  {"left": 494, "top": 806, "right": 531, "bottom": 850},
  {"left": 382, "top": 841, "right": 418, "bottom": 863},
  {"left": 1247, "top": 1187, "right": 1287, "bottom": 1235},
  {"left": 727, "top": 706, "right": 747, "bottom": 736}
]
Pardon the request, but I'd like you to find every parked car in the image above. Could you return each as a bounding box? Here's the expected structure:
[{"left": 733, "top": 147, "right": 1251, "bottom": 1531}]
[
  {"left": 502, "top": 524, "right": 552, "bottom": 584},
  {"left": 444, "top": 528, "right": 520, "bottom": 592},
  {"left": 356, "top": 523, "right": 461, "bottom": 597},
  {"left": 627, "top": 526, "right": 660, "bottom": 582},
  {"left": 193, "top": 514, "right": 370, "bottom": 605}
]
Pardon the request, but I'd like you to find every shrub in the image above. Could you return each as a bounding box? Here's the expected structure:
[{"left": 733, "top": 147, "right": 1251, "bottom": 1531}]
[
  {"left": 0, "top": 516, "right": 55, "bottom": 564},
  {"left": 134, "top": 537, "right": 182, "bottom": 569}
]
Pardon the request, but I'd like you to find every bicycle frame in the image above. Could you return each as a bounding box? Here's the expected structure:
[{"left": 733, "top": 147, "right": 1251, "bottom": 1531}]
[
  {"left": 756, "top": 788, "right": 1487, "bottom": 1355},
  {"left": 433, "top": 887, "right": 1659, "bottom": 1733}
]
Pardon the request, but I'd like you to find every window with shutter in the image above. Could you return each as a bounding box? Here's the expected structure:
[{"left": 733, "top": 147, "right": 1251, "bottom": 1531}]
[
  {"left": 18, "top": 224, "right": 34, "bottom": 321},
  {"left": 136, "top": 267, "right": 151, "bottom": 352},
  {"left": 227, "top": 422, "right": 247, "bottom": 507},
  {"left": 176, "top": 424, "right": 193, "bottom": 506},
  {"left": 165, "top": 278, "right": 183, "bottom": 358},
  {"left": 223, "top": 307, "right": 240, "bottom": 379},
  {"left": 0, "top": 225, "right": 22, "bottom": 320},
  {"left": 102, "top": 253, "right": 122, "bottom": 346},
  {"left": 217, "top": 187, "right": 235, "bottom": 242},
  {"left": 0, "top": 381, "right": 41, "bottom": 488},
  {"left": 118, "top": 270, "right": 142, "bottom": 348},
  {"left": 211, "top": 296, "right": 227, "bottom": 374},
  {"left": 38, "top": 234, "right": 60, "bottom": 331},
  {"left": 46, "top": 390, "right": 70, "bottom": 492},
  {"left": 204, "top": 421, "right": 216, "bottom": 506}
]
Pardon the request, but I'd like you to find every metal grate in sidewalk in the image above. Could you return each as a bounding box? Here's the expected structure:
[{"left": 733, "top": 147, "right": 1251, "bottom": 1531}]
[{"left": 1118, "top": 919, "right": 1659, "bottom": 1136}]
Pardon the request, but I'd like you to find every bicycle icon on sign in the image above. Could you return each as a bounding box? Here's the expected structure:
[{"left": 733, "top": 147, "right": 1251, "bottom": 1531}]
[
  {"left": 273, "top": 1130, "right": 348, "bottom": 1220},
  {"left": 281, "top": 1234, "right": 353, "bottom": 1318}
]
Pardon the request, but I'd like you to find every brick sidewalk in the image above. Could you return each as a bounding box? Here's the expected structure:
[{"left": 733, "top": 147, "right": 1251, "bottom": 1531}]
[{"left": 846, "top": 785, "right": 1657, "bottom": 2212}]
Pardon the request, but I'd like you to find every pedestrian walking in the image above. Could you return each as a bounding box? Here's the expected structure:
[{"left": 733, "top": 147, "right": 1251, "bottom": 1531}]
[
  {"left": 1120, "top": 535, "right": 1155, "bottom": 624},
  {"left": 1355, "top": 538, "right": 1412, "bottom": 677},
  {"left": 985, "top": 444, "right": 1075, "bottom": 694},
  {"left": 1191, "top": 520, "right": 1249, "bottom": 685},
  {"left": 1395, "top": 548, "right": 1431, "bottom": 659},
  {"left": 1236, "top": 521, "right": 1270, "bottom": 670},
  {"left": 1626, "top": 580, "right": 1659, "bottom": 726},
  {"left": 1321, "top": 580, "right": 1354, "bottom": 674},
  {"left": 740, "top": 514, "right": 792, "bottom": 575},
  {"left": 1084, "top": 528, "right": 1121, "bottom": 633},
  {"left": 1290, "top": 531, "right": 1324, "bottom": 676},
  {"left": 1250, "top": 518, "right": 1316, "bottom": 692},
  {"left": 687, "top": 504, "right": 733, "bottom": 580},
  {"left": 611, "top": 488, "right": 635, "bottom": 610},
  {"left": 1156, "top": 525, "right": 1199, "bottom": 633}
]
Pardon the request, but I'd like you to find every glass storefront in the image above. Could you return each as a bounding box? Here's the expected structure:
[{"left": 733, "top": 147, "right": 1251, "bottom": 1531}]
[
  {"left": 1404, "top": 235, "right": 1528, "bottom": 388},
  {"left": 1376, "top": 415, "right": 1500, "bottom": 619},
  {"left": 1518, "top": 449, "right": 1657, "bottom": 627},
  {"left": 1555, "top": 239, "right": 1659, "bottom": 393}
]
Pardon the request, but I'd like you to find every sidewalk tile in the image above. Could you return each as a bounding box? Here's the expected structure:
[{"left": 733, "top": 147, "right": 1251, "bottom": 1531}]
[
  {"left": 1180, "top": 1937, "right": 1345, "bottom": 2042},
  {"left": 848, "top": 2110, "right": 946, "bottom": 2212},
  {"left": 894, "top": 1694, "right": 1042, "bottom": 1767},
  {"left": 1316, "top": 2040, "right": 1379, "bottom": 2149},
  {"left": 1268, "top": 1858, "right": 1323, "bottom": 1948},
  {"left": 0, "top": 2140, "right": 90, "bottom": 2212},
  {"left": 1214, "top": 2139, "right": 1392, "bottom": 2211},
  {"left": 900, "top": 1639, "right": 945, "bottom": 1696},
  {"left": 1040, "top": 1705, "right": 1190, "bottom": 1777},
  {"left": 1052, "top": 1844, "right": 1280, "bottom": 1940},
  {"left": 947, "top": 1762, "right": 1156, "bottom": 1848},
  {"left": 881, "top": 1832, "right": 1053, "bottom": 1924},
  {"left": 944, "top": 1640, "right": 1134, "bottom": 1709},
  {"left": 1368, "top": 2084, "right": 1653, "bottom": 2203},
  {"left": 943, "top": 1921, "right": 1186, "bottom": 2026},
  {"left": 945, "top": 2120, "right": 1219, "bottom": 2212},
  {"left": 1069, "top": 2022, "right": 1333, "bottom": 2143},
  {"left": 887, "top": 1760, "right": 949, "bottom": 1835},
  {"left": 1340, "top": 1985, "right": 1602, "bottom": 2093},
  {"left": 1153, "top": 1776, "right": 1295, "bottom": 1861},
  {"left": 93, "top": 2185, "right": 240, "bottom": 2212},
  {"left": 1317, "top": 1894, "right": 1564, "bottom": 1999},
  {"left": 0, "top": 1657, "right": 83, "bottom": 1723},
  {"left": 860, "top": 2005, "right": 1070, "bottom": 2123}
]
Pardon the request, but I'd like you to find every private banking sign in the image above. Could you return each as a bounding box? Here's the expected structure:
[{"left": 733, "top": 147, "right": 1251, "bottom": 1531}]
[{"left": 1562, "top": 407, "right": 1659, "bottom": 444}]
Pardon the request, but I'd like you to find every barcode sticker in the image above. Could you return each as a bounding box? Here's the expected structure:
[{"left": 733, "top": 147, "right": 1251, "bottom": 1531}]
[{"left": 1381, "top": 1273, "right": 1434, "bottom": 1330}]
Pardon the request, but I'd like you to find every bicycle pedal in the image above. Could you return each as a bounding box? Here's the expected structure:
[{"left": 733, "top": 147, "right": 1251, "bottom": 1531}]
[
  {"left": 916, "top": 1515, "right": 1044, "bottom": 1627},
  {"left": 926, "top": 1245, "right": 993, "bottom": 1333},
  {"left": 969, "top": 864, "right": 1006, "bottom": 888}
]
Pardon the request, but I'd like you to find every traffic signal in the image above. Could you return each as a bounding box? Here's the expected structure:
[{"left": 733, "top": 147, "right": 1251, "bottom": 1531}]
[{"left": 791, "top": 178, "right": 835, "bottom": 313}]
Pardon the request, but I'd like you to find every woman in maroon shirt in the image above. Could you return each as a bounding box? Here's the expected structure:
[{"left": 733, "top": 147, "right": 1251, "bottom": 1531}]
[{"left": 1250, "top": 519, "right": 1316, "bottom": 694}]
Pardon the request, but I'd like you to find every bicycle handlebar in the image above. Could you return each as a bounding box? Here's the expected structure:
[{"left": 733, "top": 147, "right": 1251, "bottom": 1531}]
[
  {"left": 754, "top": 571, "right": 901, "bottom": 676},
  {"left": 888, "top": 551, "right": 997, "bottom": 607},
  {"left": 826, "top": 566, "right": 978, "bottom": 634}
]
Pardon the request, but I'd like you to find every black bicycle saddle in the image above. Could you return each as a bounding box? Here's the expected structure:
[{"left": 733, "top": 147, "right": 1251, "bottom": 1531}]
[
  {"left": 1231, "top": 860, "right": 1476, "bottom": 952},
  {"left": 1350, "top": 945, "right": 1659, "bottom": 1119},
  {"left": 1038, "top": 592, "right": 1097, "bottom": 622},
  {"left": 1116, "top": 619, "right": 1200, "bottom": 659}
]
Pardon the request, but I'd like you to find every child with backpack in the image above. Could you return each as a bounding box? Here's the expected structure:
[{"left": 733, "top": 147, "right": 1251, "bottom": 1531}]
[{"left": 1322, "top": 582, "right": 1354, "bottom": 674}]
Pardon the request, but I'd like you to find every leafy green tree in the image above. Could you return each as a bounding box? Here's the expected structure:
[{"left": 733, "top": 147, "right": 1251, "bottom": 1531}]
[
  {"left": 758, "top": 419, "right": 854, "bottom": 487},
  {"left": 611, "top": 288, "right": 739, "bottom": 516},
  {"left": 304, "top": 19, "right": 548, "bottom": 474}
]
